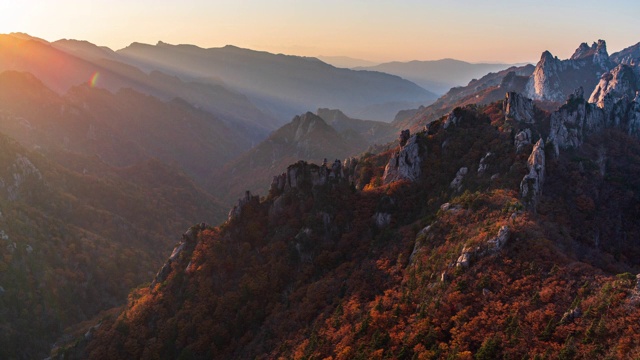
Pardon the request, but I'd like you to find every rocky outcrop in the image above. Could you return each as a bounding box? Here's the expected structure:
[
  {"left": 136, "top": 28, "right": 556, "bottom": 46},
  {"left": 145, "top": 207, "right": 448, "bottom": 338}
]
[
  {"left": 151, "top": 223, "right": 207, "bottom": 288},
  {"left": 504, "top": 92, "right": 534, "bottom": 123},
  {"left": 443, "top": 109, "right": 461, "bottom": 129},
  {"left": 525, "top": 50, "right": 565, "bottom": 102},
  {"left": 570, "top": 40, "right": 611, "bottom": 69},
  {"left": 520, "top": 139, "right": 545, "bottom": 209},
  {"left": 383, "top": 134, "right": 423, "bottom": 184},
  {"left": 526, "top": 40, "right": 613, "bottom": 102},
  {"left": 373, "top": 212, "right": 392, "bottom": 229},
  {"left": 487, "top": 226, "right": 510, "bottom": 252},
  {"left": 549, "top": 89, "right": 606, "bottom": 152},
  {"left": 611, "top": 42, "right": 640, "bottom": 70},
  {"left": 5, "top": 154, "right": 43, "bottom": 201},
  {"left": 456, "top": 225, "right": 511, "bottom": 268},
  {"left": 589, "top": 64, "right": 638, "bottom": 108},
  {"left": 514, "top": 128, "right": 532, "bottom": 153},
  {"left": 477, "top": 152, "right": 492, "bottom": 176},
  {"left": 228, "top": 190, "right": 260, "bottom": 222},
  {"left": 398, "top": 129, "right": 411, "bottom": 147},
  {"left": 270, "top": 159, "right": 349, "bottom": 200},
  {"left": 456, "top": 246, "right": 473, "bottom": 268},
  {"left": 450, "top": 167, "right": 468, "bottom": 192}
]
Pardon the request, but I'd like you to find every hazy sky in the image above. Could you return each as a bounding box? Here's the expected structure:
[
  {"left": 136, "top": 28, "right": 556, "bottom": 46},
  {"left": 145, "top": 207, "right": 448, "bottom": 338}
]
[{"left": 2, "top": 0, "right": 639, "bottom": 63}]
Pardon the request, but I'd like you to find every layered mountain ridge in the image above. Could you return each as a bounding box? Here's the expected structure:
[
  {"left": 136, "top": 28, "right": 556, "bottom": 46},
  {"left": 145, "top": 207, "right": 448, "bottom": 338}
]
[{"left": 70, "top": 85, "right": 640, "bottom": 358}]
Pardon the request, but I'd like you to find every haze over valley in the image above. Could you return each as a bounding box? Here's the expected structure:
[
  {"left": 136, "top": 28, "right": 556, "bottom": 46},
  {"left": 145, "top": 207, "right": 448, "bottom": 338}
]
[{"left": 2, "top": 1, "right": 640, "bottom": 359}]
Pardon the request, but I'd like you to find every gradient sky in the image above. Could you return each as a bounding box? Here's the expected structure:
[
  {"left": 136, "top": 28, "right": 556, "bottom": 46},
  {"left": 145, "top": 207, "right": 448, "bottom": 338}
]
[{"left": 2, "top": 0, "right": 639, "bottom": 63}]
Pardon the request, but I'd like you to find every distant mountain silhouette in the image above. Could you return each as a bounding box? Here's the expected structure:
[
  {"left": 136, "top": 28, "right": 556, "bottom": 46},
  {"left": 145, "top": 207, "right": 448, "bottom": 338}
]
[
  {"left": 0, "top": 70, "right": 245, "bottom": 185},
  {"left": 0, "top": 34, "right": 278, "bottom": 142},
  {"left": 357, "top": 58, "right": 523, "bottom": 94},
  {"left": 316, "top": 55, "right": 379, "bottom": 68},
  {"left": 115, "top": 42, "right": 437, "bottom": 122}
]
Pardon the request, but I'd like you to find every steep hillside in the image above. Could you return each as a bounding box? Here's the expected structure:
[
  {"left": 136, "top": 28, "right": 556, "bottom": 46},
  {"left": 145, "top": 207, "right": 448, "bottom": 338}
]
[
  {"left": 0, "top": 70, "right": 245, "bottom": 184},
  {"left": 0, "top": 133, "right": 225, "bottom": 359},
  {"left": 116, "top": 42, "right": 436, "bottom": 121},
  {"left": 393, "top": 65, "right": 534, "bottom": 132},
  {"left": 71, "top": 89, "right": 640, "bottom": 358},
  {"left": 212, "top": 112, "right": 370, "bottom": 206},
  {"left": 356, "top": 59, "right": 520, "bottom": 94},
  {"left": 315, "top": 108, "right": 396, "bottom": 145}
]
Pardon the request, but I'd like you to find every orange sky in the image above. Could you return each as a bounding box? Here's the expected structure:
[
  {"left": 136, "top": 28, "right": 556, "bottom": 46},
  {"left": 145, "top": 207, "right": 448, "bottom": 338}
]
[{"left": 1, "top": 0, "right": 639, "bottom": 63}]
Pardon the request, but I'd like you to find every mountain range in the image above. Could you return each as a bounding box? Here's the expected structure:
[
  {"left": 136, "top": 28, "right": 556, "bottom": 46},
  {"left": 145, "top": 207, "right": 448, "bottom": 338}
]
[
  {"left": 2, "top": 32, "right": 640, "bottom": 359},
  {"left": 47, "top": 38, "right": 640, "bottom": 359},
  {"left": 356, "top": 59, "right": 523, "bottom": 95}
]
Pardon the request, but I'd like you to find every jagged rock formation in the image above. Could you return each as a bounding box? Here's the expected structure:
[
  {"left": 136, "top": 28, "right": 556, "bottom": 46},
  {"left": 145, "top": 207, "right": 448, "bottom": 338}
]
[
  {"left": 150, "top": 223, "right": 207, "bottom": 288},
  {"left": 477, "top": 152, "right": 492, "bottom": 175},
  {"left": 456, "top": 225, "right": 511, "bottom": 268},
  {"left": 227, "top": 190, "right": 261, "bottom": 222},
  {"left": 504, "top": 91, "right": 534, "bottom": 123},
  {"left": 269, "top": 160, "right": 348, "bottom": 198},
  {"left": 399, "top": 129, "right": 411, "bottom": 147},
  {"left": 549, "top": 75, "right": 640, "bottom": 153},
  {"left": 487, "top": 225, "right": 510, "bottom": 252},
  {"left": 526, "top": 40, "right": 612, "bottom": 102},
  {"left": 214, "top": 111, "right": 367, "bottom": 205},
  {"left": 610, "top": 41, "right": 640, "bottom": 70},
  {"left": 450, "top": 167, "right": 468, "bottom": 192},
  {"left": 443, "top": 109, "right": 461, "bottom": 129},
  {"left": 549, "top": 89, "right": 606, "bottom": 152},
  {"left": 520, "top": 139, "right": 545, "bottom": 209},
  {"left": 588, "top": 64, "right": 638, "bottom": 108},
  {"left": 514, "top": 128, "right": 532, "bottom": 153},
  {"left": 383, "top": 133, "right": 423, "bottom": 184}
]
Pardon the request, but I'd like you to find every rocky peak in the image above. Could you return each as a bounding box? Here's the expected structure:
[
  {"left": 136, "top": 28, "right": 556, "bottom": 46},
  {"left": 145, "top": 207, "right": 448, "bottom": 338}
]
[
  {"left": 291, "top": 112, "right": 331, "bottom": 142},
  {"left": 570, "top": 40, "right": 610, "bottom": 69},
  {"left": 271, "top": 160, "right": 347, "bottom": 196},
  {"left": 571, "top": 43, "right": 592, "bottom": 60},
  {"left": 383, "top": 132, "right": 423, "bottom": 184},
  {"left": 588, "top": 64, "right": 638, "bottom": 108},
  {"left": 525, "top": 50, "right": 564, "bottom": 101},
  {"left": 151, "top": 223, "right": 208, "bottom": 288},
  {"left": 526, "top": 40, "right": 613, "bottom": 102},
  {"left": 228, "top": 190, "right": 260, "bottom": 222},
  {"left": 611, "top": 42, "right": 640, "bottom": 68},
  {"left": 549, "top": 92, "right": 605, "bottom": 152},
  {"left": 520, "top": 138, "right": 545, "bottom": 210},
  {"left": 504, "top": 92, "right": 535, "bottom": 123}
]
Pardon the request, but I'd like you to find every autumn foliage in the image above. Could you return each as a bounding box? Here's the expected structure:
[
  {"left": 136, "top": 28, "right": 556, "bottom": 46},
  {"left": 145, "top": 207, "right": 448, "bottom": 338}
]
[{"left": 74, "top": 102, "right": 640, "bottom": 359}]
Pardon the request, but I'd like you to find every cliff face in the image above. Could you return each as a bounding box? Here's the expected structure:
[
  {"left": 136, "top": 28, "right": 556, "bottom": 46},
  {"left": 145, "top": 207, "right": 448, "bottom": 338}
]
[
  {"left": 382, "top": 132, "right": 423, "bottom": 184},
  {"left": 588, "top": 64, "right": 638, "bottom": 109},
  {"left": 504, "top": 91, "right": 535, "bottom": 123},
  {"left": 525, "top": 41, "right": 613, "bottom": 103},
  {"left": 520, "top": 138, "right": 545, "bottom": 209}
]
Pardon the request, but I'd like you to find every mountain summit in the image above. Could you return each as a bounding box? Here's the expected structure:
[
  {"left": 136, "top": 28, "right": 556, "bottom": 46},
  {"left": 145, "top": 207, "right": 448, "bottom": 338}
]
[{"left": 525, "top": 40, "right": 613, "bottom": 102}]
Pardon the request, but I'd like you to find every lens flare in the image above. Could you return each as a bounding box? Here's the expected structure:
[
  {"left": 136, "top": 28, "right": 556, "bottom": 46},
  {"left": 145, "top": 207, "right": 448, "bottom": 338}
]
[{"left": 89, "top": 72, "right": 100, "bottom": 87}]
